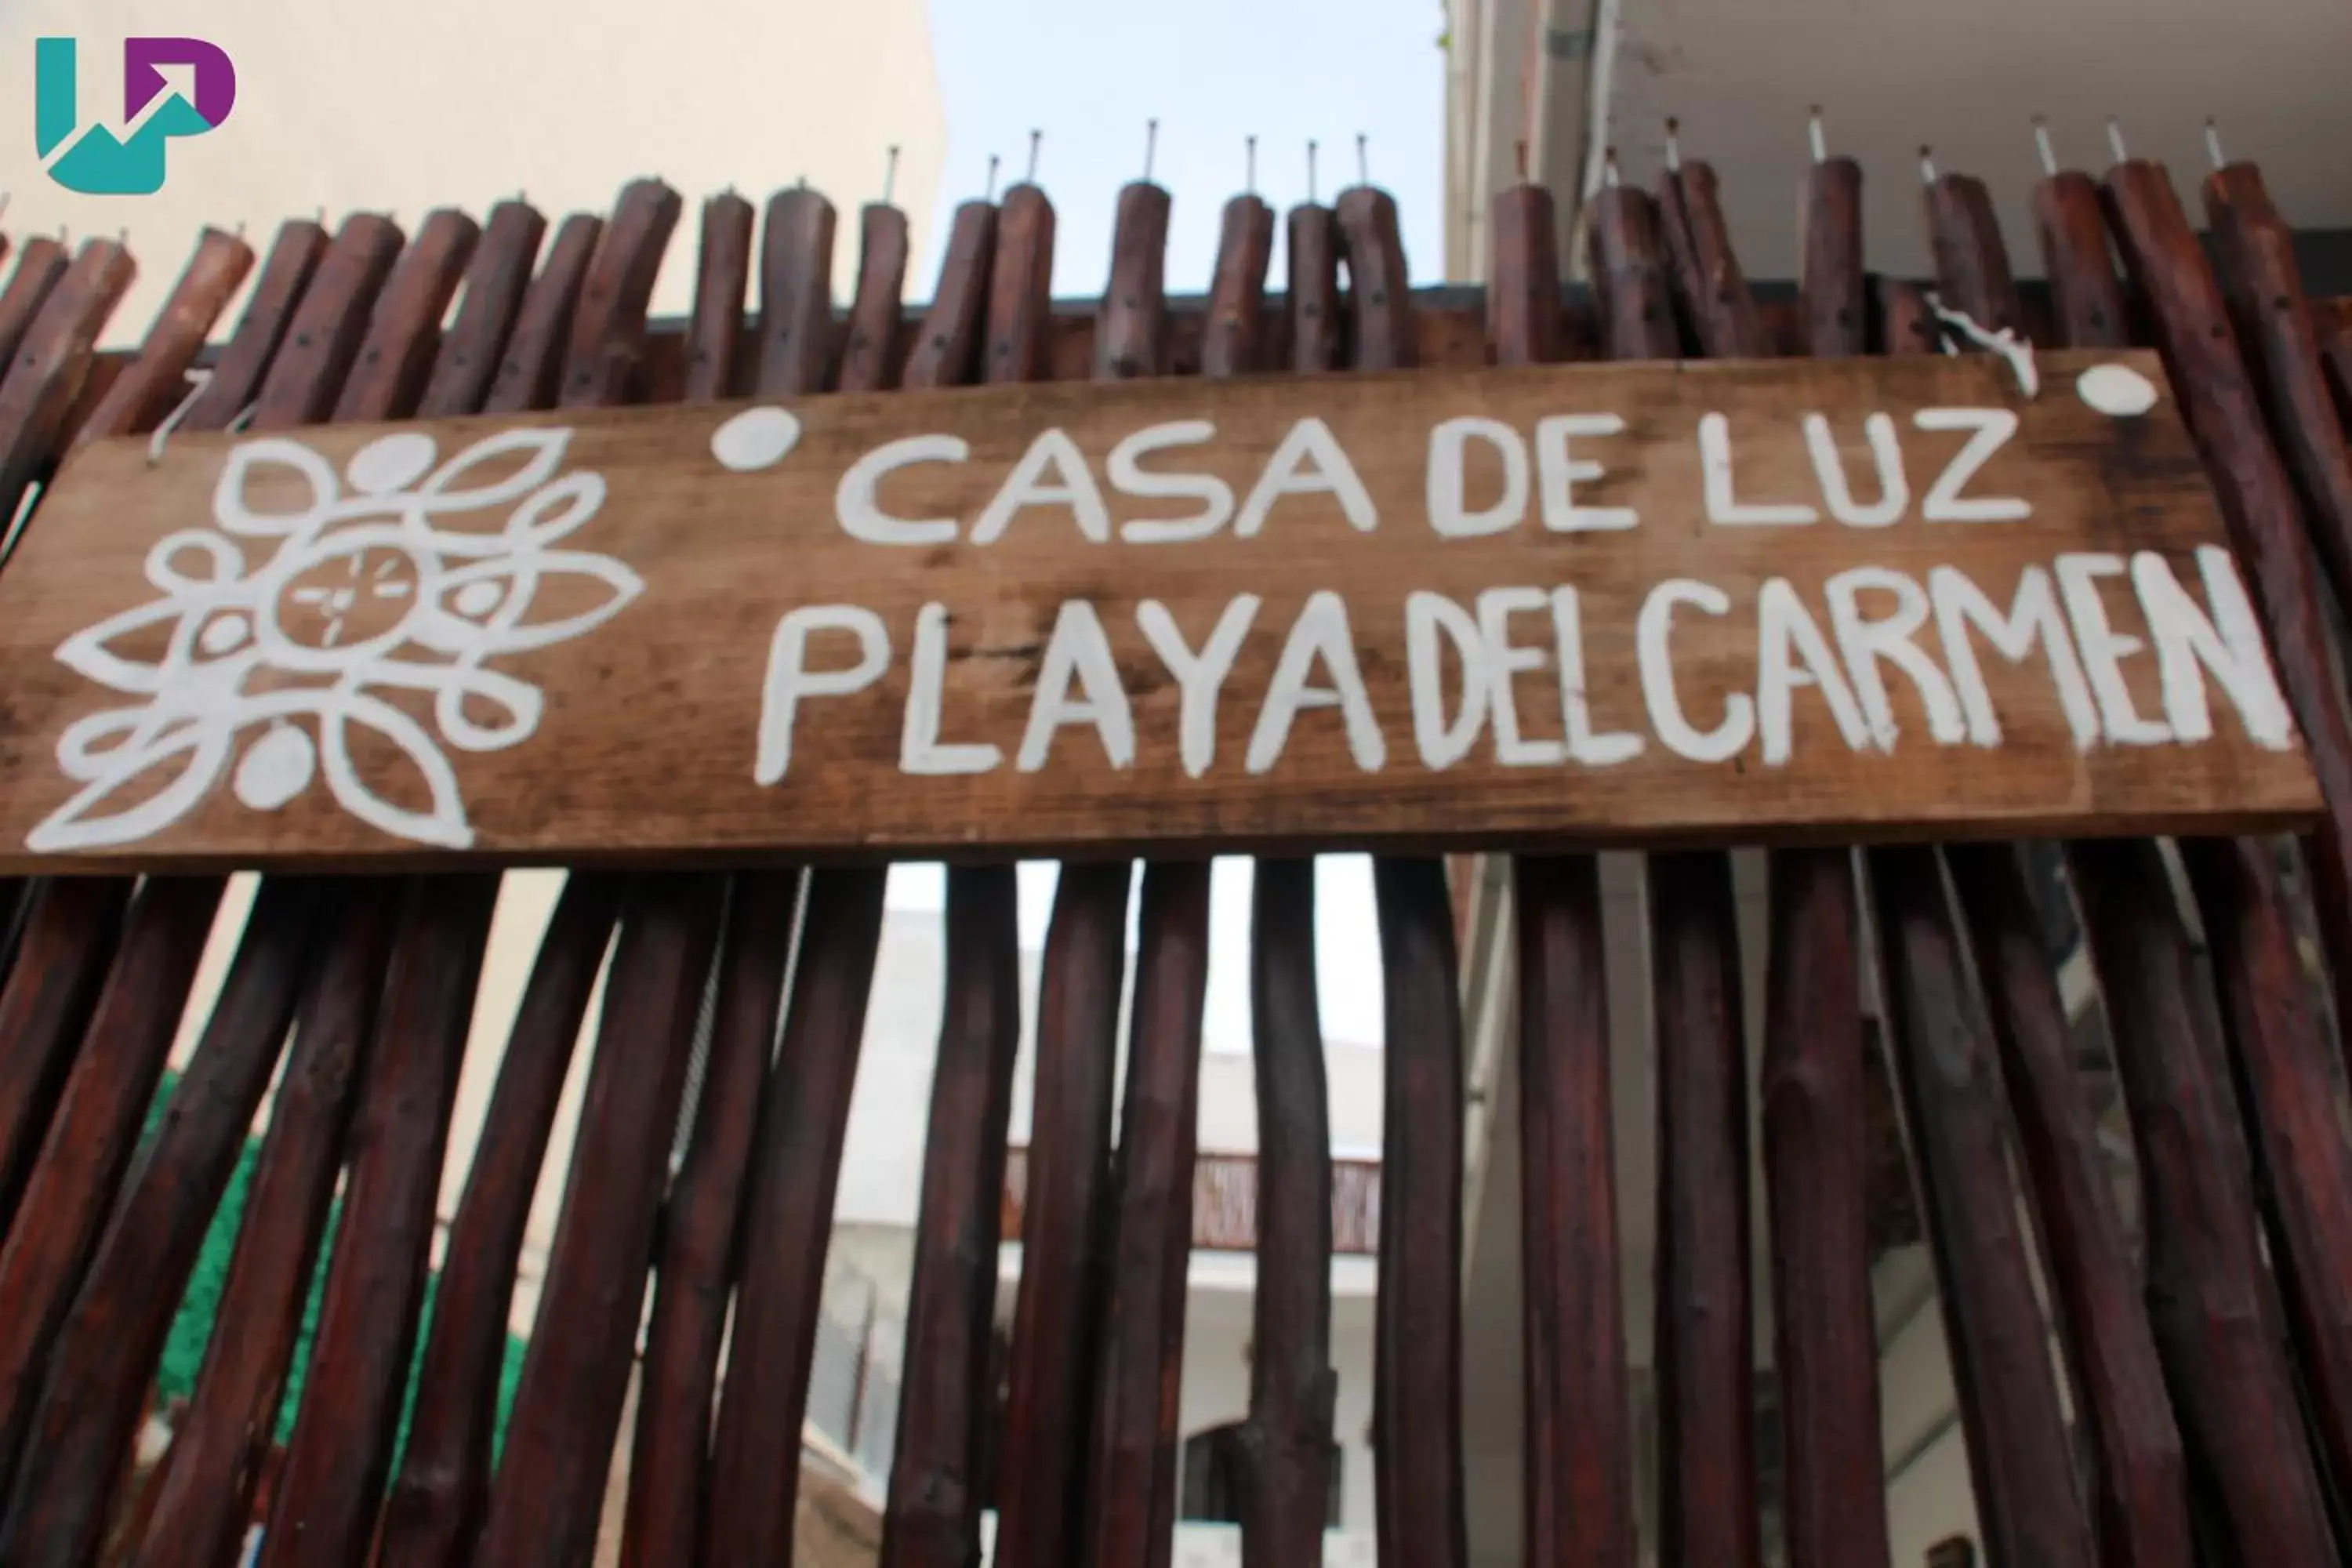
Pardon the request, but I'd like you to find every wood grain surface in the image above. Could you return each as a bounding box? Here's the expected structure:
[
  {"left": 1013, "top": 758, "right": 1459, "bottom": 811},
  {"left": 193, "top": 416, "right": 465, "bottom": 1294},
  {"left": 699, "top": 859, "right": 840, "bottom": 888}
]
[{"left": 0, "top": 347, "right": 2315, "bottom": 868}]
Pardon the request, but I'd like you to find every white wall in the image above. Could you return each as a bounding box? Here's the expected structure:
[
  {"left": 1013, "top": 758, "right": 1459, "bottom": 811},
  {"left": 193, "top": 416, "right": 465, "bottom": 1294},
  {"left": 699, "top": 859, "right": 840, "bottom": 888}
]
[{"left": 6, "top": 1, "right": 948, "bottom": 346}]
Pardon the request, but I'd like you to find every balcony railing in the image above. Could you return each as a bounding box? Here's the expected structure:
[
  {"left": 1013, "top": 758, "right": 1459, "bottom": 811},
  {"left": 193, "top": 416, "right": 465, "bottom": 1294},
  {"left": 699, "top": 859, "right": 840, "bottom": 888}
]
[{"left": 1002, "top": 1147, "right": 1382, "bottom": 1257}]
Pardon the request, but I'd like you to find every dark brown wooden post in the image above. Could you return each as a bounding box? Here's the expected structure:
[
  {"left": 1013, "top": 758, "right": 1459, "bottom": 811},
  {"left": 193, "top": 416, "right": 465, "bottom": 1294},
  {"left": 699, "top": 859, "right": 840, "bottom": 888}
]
[
  {"left": 2067, "top": 837, "right": 2340, "bottom": 1567},
  {"left": 258, "top": 877, "right": 501, "bottom": 1568},
  {"left": 1232, "top": 181, "right": 1341, "bottom": 1568},
  {"left": 699, "top": 866, "right": 891, "bottom": 1568},
  {"left": 1763, "top": 144, "right": 1894, "bottom": 1568},
  {"left": 1650, "top": 161, "right": 1764, "bottom": 1568},
  {"left": 1927, "top": 158, "right": 2196, "bottom": 1568},
  {"left": 468, "top": 873, "right": 726, "bottom": 1568},
  {"left": 1867, "top": 845, "right": 2096, "bottom": 1568},
  {"left": 0, "top": 238, "right": 137, "bottom": 520},
  {"left": 2178, "top": 833, "right": 2352, "bottom": 1507},
  {"left": 1084, "top": 861, "right": 1213, "bottom": 1568},
  {"left": 615, "top": 180, "right": 798, "bottom": 1568},
  {"left": 372, "top": 202, "right": 625, "bottom": 1568},
  {"left": 0, "top": 881, "right": 126, "bottom": 1231},
  {"left": 880, "top": 864, "right": 1025, "bottom": 1568},
  {"left": 995, "top": 857, "right": 1130, "bottom": 1568},
  {"left": 483, "top": 212, "right": 604, "bottom": 416},
  {"left": 700, "top": 194, "right": 940, "bottom": 1568},
  {"left": 1497, "top": 167, "right": 1638, "bottom": 1568},
  {"left": 1243, "top": 857, "right": 1338, "bottom": 1568},
  {"left": 0, "top": 238, "right": 70, "bottom": 378},
  {"left": 1333, "top": 171, "right": 1468, "bottom": 1568},
  {"left": 0, "top": 879, "right": 332, "bottom": 1567},
  {"left": 2104, "top": 160, "right": 2352, "bottom": 1096},
  {"left": 131, "top": 887, "right": 401, "bottom": 1568}
]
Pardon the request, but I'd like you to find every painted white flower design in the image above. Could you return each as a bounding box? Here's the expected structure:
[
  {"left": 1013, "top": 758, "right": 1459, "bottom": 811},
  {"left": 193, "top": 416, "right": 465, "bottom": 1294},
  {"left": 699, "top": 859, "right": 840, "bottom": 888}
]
[{"left": 29, "top": 426, "right": 643, "bottom": 852}]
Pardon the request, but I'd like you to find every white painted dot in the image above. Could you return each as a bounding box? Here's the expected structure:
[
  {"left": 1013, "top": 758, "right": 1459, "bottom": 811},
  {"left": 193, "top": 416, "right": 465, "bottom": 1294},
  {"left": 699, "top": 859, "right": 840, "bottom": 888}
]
[
  {"left": 347, "top": 431, "right": 439, "bottom": 494},
  {"left": 199, "top": 613, "right": 250, "bottom": 655},
  {"left": 2077, "top": 363, "right": 2159, "bottom": 418},
  {"left": 711, "top": 406, "right": 801, "bottom": 472},
  {"left": 234, "top": 725, "right": 316, "bottom": 811},
  {"left": 454, "top": 579, "right": 504, "bottom": 616}
]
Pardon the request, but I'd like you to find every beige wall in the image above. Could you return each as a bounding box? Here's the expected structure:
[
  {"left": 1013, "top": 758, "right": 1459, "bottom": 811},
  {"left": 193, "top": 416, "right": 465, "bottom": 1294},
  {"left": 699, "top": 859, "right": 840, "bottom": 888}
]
[{"left": 5, "top": 1, "right": 948, "bottom": 346}]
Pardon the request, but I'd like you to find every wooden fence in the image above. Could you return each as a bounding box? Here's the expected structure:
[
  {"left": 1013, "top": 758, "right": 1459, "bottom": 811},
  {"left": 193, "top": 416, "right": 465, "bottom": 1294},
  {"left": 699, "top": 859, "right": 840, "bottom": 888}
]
[{"left": 0, "top": 128, "right": 2347, "bottom": 1568}]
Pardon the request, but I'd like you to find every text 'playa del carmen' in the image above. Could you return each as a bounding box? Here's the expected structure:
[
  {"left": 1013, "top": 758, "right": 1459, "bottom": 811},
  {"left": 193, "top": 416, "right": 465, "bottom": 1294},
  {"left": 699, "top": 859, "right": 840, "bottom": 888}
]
[{"left": 753, "top": 401, "right": 2296, "bottom": 785}]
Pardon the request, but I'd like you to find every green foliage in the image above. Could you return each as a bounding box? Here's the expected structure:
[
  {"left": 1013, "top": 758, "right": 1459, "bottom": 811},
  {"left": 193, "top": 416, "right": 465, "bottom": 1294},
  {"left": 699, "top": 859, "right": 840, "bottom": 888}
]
[{"left": 144, "top": 1073, "right": 530, "bottom": 1467}]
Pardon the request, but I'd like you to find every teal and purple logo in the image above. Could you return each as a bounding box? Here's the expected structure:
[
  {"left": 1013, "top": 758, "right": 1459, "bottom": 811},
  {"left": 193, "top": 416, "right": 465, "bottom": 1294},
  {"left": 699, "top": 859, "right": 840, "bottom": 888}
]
[{"left": 35, "top": 36, "right": 237, "bottom": 196}]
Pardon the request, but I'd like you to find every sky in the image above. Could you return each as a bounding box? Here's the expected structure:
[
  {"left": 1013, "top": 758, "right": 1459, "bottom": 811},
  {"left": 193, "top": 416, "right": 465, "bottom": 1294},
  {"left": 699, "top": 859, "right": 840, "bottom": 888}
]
[
  {"left": 880, "top": 0, "right": 1452, "bottom": 1056},
  {"left": 919, "top": 0, "right": 1450, "bottom": 298}
]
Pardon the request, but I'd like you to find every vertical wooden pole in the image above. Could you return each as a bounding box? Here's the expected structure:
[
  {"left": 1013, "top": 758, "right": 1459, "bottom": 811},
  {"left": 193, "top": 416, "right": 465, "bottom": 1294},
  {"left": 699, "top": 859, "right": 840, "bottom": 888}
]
[
  {"left": 257, "top": 877, "right": 500, "bottom": 1568},
  {"left": 67, "top": 227, "right": 254, "bottom": 450},
  {"left": 1083, "top": 862, "right": 1212, "bottom": 1568},
  {"left": 995, "top": 859, "right": 1132, "bottom": 1568},
  {"left": 2177, "top": 833, "right": 2352, "bottom": 1508},
  {"left": 468, "top": 873, "right": 725, "bottom": 1568},
  {"left": 1499, "top": 169, "right": 1637, "bottom": 1568},
  {"left": 880, "top": 865, "right": 1025, "bottom": 1568},
  {"left": 1926, "top": 159, "right": 2195, "bottom": 1568},
  {"left": 130, "top": 887, "right": 401, "bottom": 1568},
  {"left": 1235, "top": 190, "right": 1341, "bottom": 1568},
  {"left": 0, "top": 879, "right": 336, "bottom": 1567},
  {"left": 415, "top": 199, "right": 547, "bottom": 417},
  {"left": 0, "top": 238, "right": 137, "bottom": 518},
  {"left": 680, "top": 192, "right": 753, "bottom": 404},
  {"left": 699, "top": 865, "right": 891, "bottom": 1568},
  {"left": 0, "top": 881, "right": 125, "bottom": 1231},
  {"left": 377, "top": 884, "right": 623, "bottom": 1568},
  {"left": 0, "top": 238, "right": 70, "bottom": 375},
  {"left": 614, "top": 183, "right": 778, "bottom": 1568},
  {"left": 1650, "top": 161, "right": 1763, "bottom": 1568},
  {"left": 483, "top": 212, "right": 604, "bottom": 416},
  {"left": 1761, "top": 147, "right": 1893, "bottom": 1568},
  {"left": 329, "top": 209, "right": 480, "bottom": 421},
  {"left": 875, "top": 183, "right": 1031, "bottom": 1568},
  {"left": 1243, "top": 856, "right": 1337, "bottom": 1568},
  {"left": 1867, "top": 845, "right": 2096, "bottom": 1568},
  {"left": 2067, "top": 836, "right": 2338, "bottom": 1564},
  {"left": 1333, "top": 173, "right": 1468, "bottom": 1568},
  {"left": 2104, "top": 161, "right": 2352, "bottom": 1091},
  {"left": 698, "top": 199, "right": 935, "bottom": 1568},
  {"left": 371, "top": 198, "right": 614, "bottom": 1568},
  {"left": 1074, "top": 167, "right": 1213, "bottom": 1568}
]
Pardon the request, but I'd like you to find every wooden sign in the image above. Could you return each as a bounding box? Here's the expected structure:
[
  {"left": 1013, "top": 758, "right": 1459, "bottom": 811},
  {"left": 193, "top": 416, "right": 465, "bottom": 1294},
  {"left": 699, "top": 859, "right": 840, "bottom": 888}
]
[{"left": 0, "top": 347, "right": 2318, "bottom": 869}]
